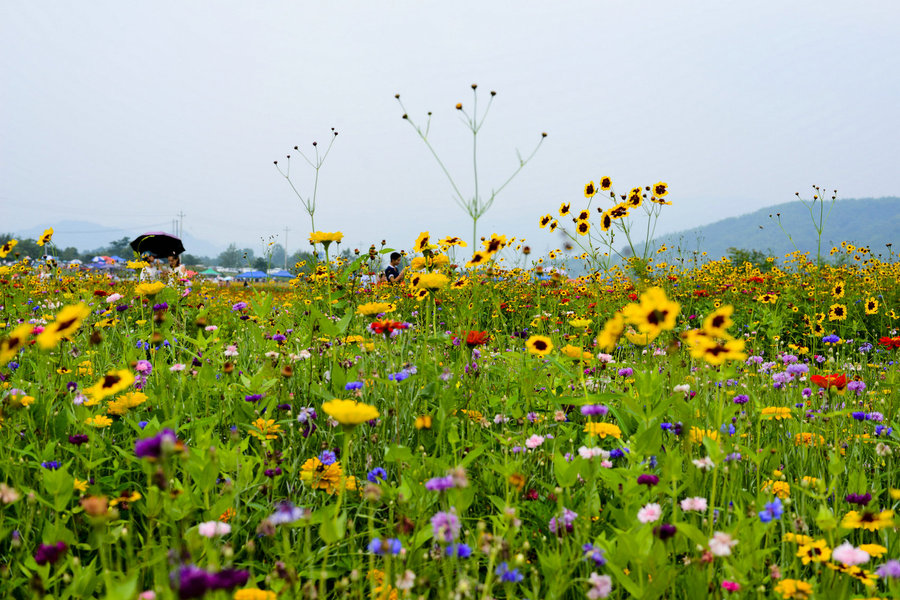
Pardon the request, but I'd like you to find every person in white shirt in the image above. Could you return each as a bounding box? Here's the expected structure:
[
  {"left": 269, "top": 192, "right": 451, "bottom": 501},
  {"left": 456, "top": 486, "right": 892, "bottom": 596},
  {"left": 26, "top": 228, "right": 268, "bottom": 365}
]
[
  {"left": 139, "top": 255, "right": 160, "bottom": 281},
  {"left": 167, "top": 254, "right": 187, "bottom": 281}
]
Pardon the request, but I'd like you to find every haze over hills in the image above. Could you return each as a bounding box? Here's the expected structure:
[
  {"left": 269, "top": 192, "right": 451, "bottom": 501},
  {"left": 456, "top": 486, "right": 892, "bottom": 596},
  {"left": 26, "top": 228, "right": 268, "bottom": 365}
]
[{"left": 632, "top": 197, "right": 899, "bottom": 261}]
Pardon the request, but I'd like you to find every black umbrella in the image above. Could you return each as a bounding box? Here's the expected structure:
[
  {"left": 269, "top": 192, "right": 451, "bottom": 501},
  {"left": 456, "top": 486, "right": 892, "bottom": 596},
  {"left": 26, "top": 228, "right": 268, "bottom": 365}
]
[{"left": 130, "top": 232, "right": 185, "bottom": 257}]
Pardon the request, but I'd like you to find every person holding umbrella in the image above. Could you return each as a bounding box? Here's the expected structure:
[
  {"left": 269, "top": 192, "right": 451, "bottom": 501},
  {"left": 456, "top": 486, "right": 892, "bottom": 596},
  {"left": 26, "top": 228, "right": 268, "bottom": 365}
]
[
  {"left": 139, "top": 254, "right": 160, "bottom": 281},
  {"left": 166, "top": 253, "right": 187, "bottom": 281}
]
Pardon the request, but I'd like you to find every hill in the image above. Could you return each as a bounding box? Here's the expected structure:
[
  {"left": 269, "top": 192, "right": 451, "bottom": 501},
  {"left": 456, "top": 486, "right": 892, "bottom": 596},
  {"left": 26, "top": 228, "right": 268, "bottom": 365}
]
[{"left": 633, "top": 197, "right": 899, "bottom": 260}]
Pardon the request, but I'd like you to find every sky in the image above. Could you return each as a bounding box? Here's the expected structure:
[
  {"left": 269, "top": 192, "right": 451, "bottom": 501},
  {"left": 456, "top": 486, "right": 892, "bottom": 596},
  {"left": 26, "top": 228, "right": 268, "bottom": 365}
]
[{"left": 2, "top": 1, "right": 899, "bottom": 258}]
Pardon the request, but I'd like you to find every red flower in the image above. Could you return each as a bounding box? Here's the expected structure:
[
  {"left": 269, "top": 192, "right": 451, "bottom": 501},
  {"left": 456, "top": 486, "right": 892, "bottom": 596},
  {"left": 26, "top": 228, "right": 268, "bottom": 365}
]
[
  {"left": 810, "top": 373, "right": 847, "bottom": 390},
  {"left": 464, "top": 331, "right": 489, "bottom": 347},
  {"left": 368, "top": 320, "right": 409, "bottom": 336},
  {"left": 878, "top": 336, "right": 900, "bottom": 350}
]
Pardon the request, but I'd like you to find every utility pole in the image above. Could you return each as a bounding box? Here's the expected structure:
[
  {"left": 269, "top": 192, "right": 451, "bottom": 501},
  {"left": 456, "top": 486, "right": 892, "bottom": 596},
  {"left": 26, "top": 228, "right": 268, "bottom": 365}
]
[
  {"left": 283, "top": 226, "right": 289, "bottom": 269},
  {"left": 177, "top": 211, "right": 185, "bottom": 239}
]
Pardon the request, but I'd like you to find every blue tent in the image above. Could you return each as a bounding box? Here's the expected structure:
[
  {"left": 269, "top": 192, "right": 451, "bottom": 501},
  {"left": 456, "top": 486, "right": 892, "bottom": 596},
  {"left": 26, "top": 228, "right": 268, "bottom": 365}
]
[
  {"left": 236, "top": 270, "right": 268, "bottom": 279},
  {"left": 269, "top": 270, "right": 293, "bottom": 278}
]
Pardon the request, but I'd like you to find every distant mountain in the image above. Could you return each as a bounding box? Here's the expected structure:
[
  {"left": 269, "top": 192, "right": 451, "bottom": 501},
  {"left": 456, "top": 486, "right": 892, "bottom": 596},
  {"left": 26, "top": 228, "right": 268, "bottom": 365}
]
[
  {"left": 633, "top": 197, "right": 899, "bottom": 260},
  {"left": 11, "top": 220, "right": 224, "bottom": 258}
]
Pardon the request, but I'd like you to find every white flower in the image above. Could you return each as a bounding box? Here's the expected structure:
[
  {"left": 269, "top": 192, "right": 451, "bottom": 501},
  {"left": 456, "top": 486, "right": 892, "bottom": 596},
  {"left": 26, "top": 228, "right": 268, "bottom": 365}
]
[
  {"left": 831, "top": 541, "right": 869, "bottom": 566},
  {"left": 637, "top": 503, "right": 662, "bottom": 524},
  {"left": 525, "top": 434, "right": 545, "bottom": 449},
  {"left": 692, "top": 457, "right": 715, "bottom": 471},
  {"left": 224, "top": 345, "right": 238, "bottom": 357},
  {"left": 106, "top": 293, "right": 123, "bottom": 303},
  {"left": 197, "top": 521, "right": 231, "bottom": 538},
  {"left": 673, "top": 384, "right": 691, "bottom": 394},
  {"left": 396, "top": 569, "right": 416, "bottom": 591},
  {"left": 169, "top": 363, "right": 186, "bottom": 372},
  {"left": 587, "top": 573, "right": 613, "bottom": 599},
  {"left": 875, "top": 442, "right": 892, "bottom": 457},
  {"left": 708, "top": 531, "right": 737, "bottom": 556},
  {"left": 297, "top": 349, "right": 311, "bottom": 360}
]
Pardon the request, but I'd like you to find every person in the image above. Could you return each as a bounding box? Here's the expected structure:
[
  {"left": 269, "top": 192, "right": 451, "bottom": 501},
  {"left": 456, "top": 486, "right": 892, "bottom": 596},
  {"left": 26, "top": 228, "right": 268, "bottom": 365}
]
[
  {"left": 166, "top": 254, "right": 187, "bottom": 282},
  {"left": 380, "top": 252, "right": 406, "bottom": 283},
  {"left": 139, "top": 255, "right": 160, "bottom": 281}
]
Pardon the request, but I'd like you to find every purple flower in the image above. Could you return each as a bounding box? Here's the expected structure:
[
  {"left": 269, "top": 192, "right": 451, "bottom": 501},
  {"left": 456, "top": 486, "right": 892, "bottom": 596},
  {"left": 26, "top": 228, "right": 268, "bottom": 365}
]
[
  {"left": 153, "top": 302, "right": 168, "bottom": 311},
  {"left": 653, "top": 523, "right": 677, "bottom": 540},
  {"left": 345, "top": 381, "right": 363, "bottom": 390},
  {"left": 231, "top": 302, "right": 248, "bottom": 312},
  {"left": 41, "top": 461, "right": 60, "bottom": 470},
  {"left": 318, "top": 450, "right": 336, "bottom": 466},
  {"left": 430, "top": 510, "right": 461, "bottom": 542},
  {"left": 244, "top": 394, "right": 264, "bottom": 403},
  {"left": 847, "top": 380, "right": 866, "bottom": 394},
  {"left": 135, "top": 429, "right": 178, "bottom": 459},
  {"left": 368, "top": 537, "right": 402, "bottom": 555},
  {"left": 581, "top": 404, "right": 609, "bottom": 416},
  {"left": 425, "top": 476, "right": 455, "bottom": 492},
  {"left": 549, "top": 508, "right": 578, "bottom": 534},
  {"left": 802, "top": 387, "right": 812, "bottom": 398},
  {"left": 844, "top": 493, "right": 871, "bottom": 506},
  {"left": 134, "top": 360, "right": 153, "bottom": 374},
  {"left": 68, "top": 434, "right": 89, "bottom": 445},
  {"left": 34, "top": 541, "right": 67, "bottom": 565},
  {"left": 733, "top": 394, "right": 749, "bottom": 404},
  {"left": 875, "top": 560, "right": 900, "bottom": 578},
  {"left": 582, "top": 543, "right": 606, "bottom": 566},
  {"left": 822, "top": 334, "right": 840, "bottom": 344},
  {"left": 617, "top": 367, "right": 633, "bottom": 377},
  {"left": 269, "top": 501, "right": 308, "bottom": 525},
  {"left": 758, "top": 497, "right": 783, "bottom": 522},
  {"left": 637, "top": 474, "right": 659, "bottom": 487}
]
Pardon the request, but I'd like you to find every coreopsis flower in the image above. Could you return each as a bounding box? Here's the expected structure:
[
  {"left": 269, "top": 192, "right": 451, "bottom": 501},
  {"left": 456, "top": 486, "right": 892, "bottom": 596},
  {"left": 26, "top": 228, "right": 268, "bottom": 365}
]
[
  {"left": 596, "top": 312, "right": 625, "bottom": 352},
  {"left": 35, "top": 303, "right": 91, "bottom": 349},
  {"left": 37, "top": 227, "right": 54, "bottom": 246},
  {"left": 841, "top": 509, "right": 894, "bottom": 531},
  {"left": 465, "top": 251, "right": 489, "bottom": 268},
  {"left": 796, "top": 538, "right": 831, "bottom": 564},
  {"left": 652, "top": 182, "right": 668, "bottom": 197},
  {"left": 85, "top": 369, "right": 134, "bottom": 403},
  {"left": 621, "top": 287, "right": 680, "bottom": 338},
  {"left": 0, "top": 323, "right": 33, "bottom": 365},
  {"left": 525, "top": 335, "right": 553, "bottom": 356},
  {"left": 322, "top": 399, "right": 378, "bottom": 426},
  {"left": 583, "top": 181, "right": 597, "bottom": 198},
  {"left": 828, "top": 303, "right": 847, "bottom": 321},
  {"left": 702, "top": 305, "right": 734, "bottom": 338},
  {"left": 0, "top": 239, "right": 17, "bottom": 258},
  {"left": 575, "top": 219, "right": 591, "bottom": 236},
  {"left": 414, "top": 272, "right": 449, "bottom": 290}
]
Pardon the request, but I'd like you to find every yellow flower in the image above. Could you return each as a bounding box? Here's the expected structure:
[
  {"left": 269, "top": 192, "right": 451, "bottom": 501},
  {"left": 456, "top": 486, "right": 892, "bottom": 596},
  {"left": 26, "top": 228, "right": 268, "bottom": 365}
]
[
  {"left": 539, "top": 214, "right": 552, "bottom": 229},
  {"left": 783, "top": 533, "right": 813, "bottom": 545},
  {"left": 841, "top": 509, "right": 894, "bottom": 531},
  {"left": 234, "top": 589, "right": 277, "bottom": 600},
  {"left": 569, "top": 318, "right": 591, "bottom": 328},
  {"left": 796, "top": 538, "right": 831, "bottom": 564},
  {"left": 106, "top": 391, "right": 148, "bottom": 416},
  {"left": 688, "top": 427, "right": 718, "bottom": 444},
  {"left": 584, "top": 422, "right": 621, "bottom": 439},
  {"left": 560, "top": 344, "right": 592, "bottom": 361},
  {"left": 761, "top": 406, "right": 792, "bottom": 420},
  {"left": 134, "top": 281, "right": 166, "bottom": 296},
  {"left": 0, "top": 239, "right": 17, "bottom": 258},
  {"left": 859, "top": 543, "right": 887, "bottom": 558},
  {"left": 559, "top": 202, "right": 572, "bottom": 216},
  {"left": 652, "top": 182, "right": 668, "bottom": 198},
  {"left": 356, "top": 302, "right": 395, "bottom": 316},
  {"left": 300, "top": 456, "right": 343, "bottom": 494},
  {"left": 575, "top": 219, "right": 590, "bottom": 236},
  {"left": 438, "top": 236, "right": 467, "bottom": 248},
  {"left": 596, "top": 313, "right": 625, "bottom": 352},
  {"left": 828, "top": 303, "right": 847, "bottom": 321},
  {"left": 764, "top": 480, "right": 791, "bottom": 498},
  {"left": 85, "top": 415, "right": 113, "bottom": 428},
  {"left": 84, "top": 369, "right": 135, "bottom": 403},
  {"left": 702, "top": 305, "right": 734, "bottom": 338},
  {"left": 584, "top": 181, "right": 597, "bottom": 198},
  {"left": 35, "top": 303, "right": 91, "bottom": 349},
  {"left": 624, "top": 328, "right": 658, "bottom": 346},
  {"left": 309, "top": 231, "right": 344, "bottom": 244},
  {"left": 249, "top": 418, "right": 282, "bottom": 440},
  {"left": 621, "top": 287, "right": 680, "bottom": 338},
  {"left": 37, "top": 227, "right": 54, "bottom": 247},
  {"left": 414, "top": 415, "right": 432, "bottom": 430},
  {"left": 413, "top": 231, "right": 432, "bottom": 253},
  {"left": 483, "top": 234, "right": 508, "bottom": 255},
  {"left": 74, "top": 478, "right": 88, "bottom": 493},
  {"left": 322, "top": 399, "right": 379, "bottom": 426},
  {"left": 414, "top": 272, "right": 449, "bottom": 290},
  {"left": 773, "top": 579, "right": 813, "bottom": 600},
  {"left": 1, "top": 323, "right": 33, "bottom": 365},
  {"left": 865, "top": 297, "right": 879, "bottom": 315},
  {"left": 525, "top": 335, "right": 553, "bottom": 356},
  {"left": 465, "top": 251, "right": 489, "bottom": 268}
]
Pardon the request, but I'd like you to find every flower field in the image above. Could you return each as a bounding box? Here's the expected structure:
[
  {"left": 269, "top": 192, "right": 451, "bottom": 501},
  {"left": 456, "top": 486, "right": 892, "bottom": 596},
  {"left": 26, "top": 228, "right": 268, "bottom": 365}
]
[{"left": 1, "top": 221, "right": 899, "bottom": 599}]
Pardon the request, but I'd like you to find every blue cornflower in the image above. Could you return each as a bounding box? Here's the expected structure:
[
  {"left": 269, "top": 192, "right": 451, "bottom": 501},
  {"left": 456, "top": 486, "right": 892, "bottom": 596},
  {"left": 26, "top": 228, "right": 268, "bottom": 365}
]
[
  {"left": 758, "top": 497, "right": 783, "bottom": 523},
  {"left": 41, "top": 461, "right": 60, "bottom": 470},
  {"left": 495, "top": 562, "right": 523, "bottom": 583},
  {"left": 318, "top": 450, "right": 336, "bottom": 465},
  {"left": 367, "top": 467, "right": 387, "bottom": 483},
  {"left": 822, "top": 334, "right": 840, "bottom": 344},
  {"left": 446, "top": 543, "right": 472, "bottom": 558},
  {"left": 368, "top": 537, "right": 402, "bottom": 555},
  {"left": 582, "top": 543, "right": 607, "bottom": 566},
  {"left": 345, "top": 381, "right": 364, "bottom": 391}
]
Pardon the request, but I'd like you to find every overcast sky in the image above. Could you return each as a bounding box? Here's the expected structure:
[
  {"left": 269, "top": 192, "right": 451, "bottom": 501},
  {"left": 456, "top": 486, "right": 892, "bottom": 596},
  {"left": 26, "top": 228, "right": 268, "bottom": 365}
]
[{"left": 2, "top": 1, "right": 898, "bottom": 257}]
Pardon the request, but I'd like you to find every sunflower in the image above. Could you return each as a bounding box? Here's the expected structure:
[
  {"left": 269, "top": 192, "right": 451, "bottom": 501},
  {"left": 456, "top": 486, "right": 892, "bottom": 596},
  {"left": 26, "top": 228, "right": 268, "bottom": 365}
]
[
  {"left": 575, "top": 219, "right": 591, "bottom": 236},
  {"left": 322, "top": 399, "right": 379, "bottom": 427},
  {"left": 652, "top": 182, "right": 668, "bottom": 197},
  {"left": 599, "top": 176, "right": 612, "bottom": 190},
  {"left": 37, "top": 228, "right": 54, "bottom": 246},
  {"left": 0, "top": 323, "right": 33, "bottom": 365},
  {"left": 525, "top": 335, "right": 553, "bottom": 356},
  {"left": 796, "top": 539, "right": 831, "bottom": 564},
  {"left": 539, "top": 214, "right": 553, "bottom": 228},
  {"left": 621, "top": 287, "right": 680, "bottom": 337},
  {"left": 828, "top": 303, "right": 847, "bottom": 321},
  {"left": 35, "top": 303, "right": 91, "bottom": 349},
  {"left": 584, "top": 181, "right": 597, "bottom": 198},
  {"left": 85, "top": 369, "right": 135, "bottom": 403},
  {"left": 559, "top": 202, "right": 571, "bottom": 216},
  {"left": 841, "top": 509, "right": 894, "bottom": 531},
  {"left": 0, "top": 239, "right": 17, "bottom": 258},
  {"left": 864, "top": 297, "right": 878, "bottom": 314}
]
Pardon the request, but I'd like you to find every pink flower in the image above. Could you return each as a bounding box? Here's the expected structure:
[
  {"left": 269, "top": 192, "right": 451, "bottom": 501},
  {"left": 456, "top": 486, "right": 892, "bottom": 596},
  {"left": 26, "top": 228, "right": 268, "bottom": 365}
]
[
  {"left": 708, "top": 532, "right": 737, "bottom": 556},
  {"left": 197, "top": 521, "right": 231, "bottom": 538},
  {"left": 721, "top": 581, "right": 740, "bottom": 592},
  {"left": 587, "top": 573, "right": 613, "bottom": 599},
  {"left": 224, "top": 345, "right": 238, "bottom": 357},
  {"left": 169, "top": 363, "right": 186, "bottom": 372},
  {"left": 525, "top": 435, "right": 545, "bottom": 449},
  {"left": 680, "top": 496, "right": 708, "bottom": 512},
  {"left": 637, "top": 503, "right": 662, "bottom": 524},
  {"left": 832, "top": 541, "right": 869, "bottom": 566}
]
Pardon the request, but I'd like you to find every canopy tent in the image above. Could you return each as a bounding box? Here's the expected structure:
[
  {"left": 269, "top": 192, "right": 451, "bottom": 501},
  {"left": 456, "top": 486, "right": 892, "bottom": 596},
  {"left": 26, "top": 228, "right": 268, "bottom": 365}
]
[
  {"left": 268, "top": 270, "right": 293, "bottom": 278},
  {"left": 235, "top": 270, "right": 268, "bottom": 279},
  {"left": 199, "top": 268, "right": 221, "bottom": 276}
]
